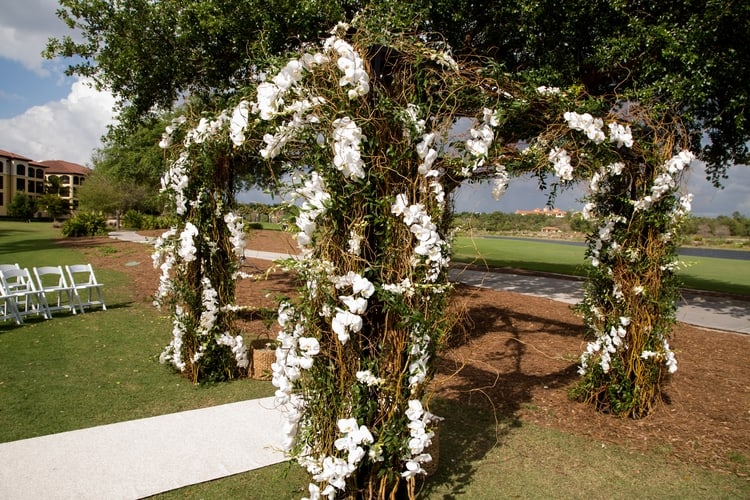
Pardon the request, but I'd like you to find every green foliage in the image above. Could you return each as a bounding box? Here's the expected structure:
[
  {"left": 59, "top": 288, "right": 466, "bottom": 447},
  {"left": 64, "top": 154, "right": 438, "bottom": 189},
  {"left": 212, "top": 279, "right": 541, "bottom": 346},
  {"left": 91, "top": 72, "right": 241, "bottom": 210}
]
[
  {"left": 61, "top": 212, "right": 107, "bottom": 237},
  {"left": 453, "top": 211, "right": 571, "bottom": 233},
  {"left": 77, "top": 170, "right": 155, "bottom": 216},
  {"left": 35, "top": 194, "right": 71, "bottom": 221},
  {"left": 45, "top": 0, "right": 362, "bottom": 127},
  {"left": 8, "top": 193, "right": 37, "bottom": 219},
  {"left": 89, "top": 115, "right": 172, "bottom": 214},
  {"left": 47, "top": 1, "right": 749, "bottom": 184},
  {"left": 121, "top": 210, "right": 172, "bottom": 230},
  {"left": 423, "top": 0, "right": 750, "bottom": 183}
]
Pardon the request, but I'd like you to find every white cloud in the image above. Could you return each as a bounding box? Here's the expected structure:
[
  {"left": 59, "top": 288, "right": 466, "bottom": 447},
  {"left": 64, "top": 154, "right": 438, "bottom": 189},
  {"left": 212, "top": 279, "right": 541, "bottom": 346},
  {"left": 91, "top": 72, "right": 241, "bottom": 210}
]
[
  {"left": 0, "top": 0, "right": 75, "bottom": 75},
  {"left": 0, "top": 77, "right": 116, "bottom": 165}
]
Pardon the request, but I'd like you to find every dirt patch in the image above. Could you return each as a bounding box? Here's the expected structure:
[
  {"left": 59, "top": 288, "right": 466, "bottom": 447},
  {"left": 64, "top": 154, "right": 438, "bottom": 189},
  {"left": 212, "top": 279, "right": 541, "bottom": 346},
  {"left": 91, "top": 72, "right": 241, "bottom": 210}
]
[{"left": 59, "top": 230, "right": 750, "bottom": 477}]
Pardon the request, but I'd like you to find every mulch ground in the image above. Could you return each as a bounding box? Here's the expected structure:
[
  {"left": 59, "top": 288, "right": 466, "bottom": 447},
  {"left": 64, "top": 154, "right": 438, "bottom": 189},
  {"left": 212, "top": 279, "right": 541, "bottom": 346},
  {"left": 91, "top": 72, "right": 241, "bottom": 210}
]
[{"left": 59, "top": 229, "right": 750, "bottom": 478}]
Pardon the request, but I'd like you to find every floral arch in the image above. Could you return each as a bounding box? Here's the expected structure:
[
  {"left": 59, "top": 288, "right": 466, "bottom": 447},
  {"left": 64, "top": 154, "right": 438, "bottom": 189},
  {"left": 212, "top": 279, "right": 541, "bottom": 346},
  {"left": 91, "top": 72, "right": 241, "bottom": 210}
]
[{"left": 153, "top": 18, "right": 693, "bottom": 499}]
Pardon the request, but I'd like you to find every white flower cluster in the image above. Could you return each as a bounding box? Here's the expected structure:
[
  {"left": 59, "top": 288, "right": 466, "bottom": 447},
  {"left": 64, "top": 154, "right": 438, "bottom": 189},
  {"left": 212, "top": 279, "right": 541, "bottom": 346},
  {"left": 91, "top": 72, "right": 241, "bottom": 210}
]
[
  {"left": 381, "top": 278, "right": 415, "bottom": 298},
  {"left": 401, "top": 400, "right": 437, "bottom": 479},
  {"left": 579, "top": 316, "right": 631, "bottom": 374},
  {"left": 152, "top": 227, "right": 177, "bottom": 306},
  {"left": 427, "top": 46, "right": 459, "bottom": 71},
  {"left": 552, "top": 114, "right": 633, "bottom": 183},
  {"left": 548, "top": 147, "right": 574, "bottom": 182},
  {"left": 294, "top": 172, "right": 331, "bottom": 251},
  {"left": 608, "top": 122, "right": 633, "bottom": 148},
  {"left": 272, "top": 302, "right": 321, "bottom": 407},
  {"left": 633, "top": 150, "right": 694, "bottom": 212},
  {"left": 184, "top": 113, "right": 230, "bottom": 146},
  {"left": 331, "top": 271, "right": 375, "bottom": 344},
  {"left": 158, "top": 115, "right": 187, "bottom": 149},
  {"left": 229, "top": 100, "right": 250, "bottom": 146},
  {"left": 463, "top": 108, "right": 499, "bottom": 176},
  {"left": 160, "top": 152, "right": 190, "bottom": 215},
  {"left": 355, "top": 369, "right": 385, "bottom": 386},
  {"left": 564, "top": 111, "right": 605, "bottom": 144},
  {"left": 216, "top": 331, "right": 249, "bottom": 369},
  {"left": 640, "top": 337, "right": 677, "bottom": 373},
  {"left": 391, "top": 193, "right": 449, "bottom": 283},
  {"left": 407, "top": 324, "right": 431, "bottom": 389},
  {"left": 198, "top": 276, "right": 219, "bottom": 335},
  {"left": 402, "top": 104, "right": 450, "bottom": 209},
  {"left": 589, "top": 162, "right": 625, "bottom": 196},
  {"left": 491, "top": 165, "right": 510, "bottom": 200},
  {"left": 178, "top": 222, "right": 199, "bottom": 262},
  {"left": 536, "top": 85, "right": 561, "bottom": 95},
  {"left": 588, "top": 215, "right": 626, "bottom": 268},
  {"left": 223, "top": 212, "right": 247, "bottom": 259},
  {"left": 323, "top": 29, "right": 370, "bottom": 99},
  {"left": 332, "top": 117, "right": 366, "bottom": 180},
  {"left": 226, "top": 26, "right": 367, "bottom": 160},
  {"left": 159, "top": 305, "right": 187, "bottom": 371},
  {"left": 302, "top": 418, "right": 374, "bottom": 500}
]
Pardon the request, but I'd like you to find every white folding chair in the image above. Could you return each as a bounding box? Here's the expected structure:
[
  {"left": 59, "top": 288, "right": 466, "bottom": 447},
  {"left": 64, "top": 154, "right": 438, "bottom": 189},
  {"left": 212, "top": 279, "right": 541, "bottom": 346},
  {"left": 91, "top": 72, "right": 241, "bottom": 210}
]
[
  {"left": 33, "top": 266, "right": 77, "bottom": 316},
  {"left": 0, "top": 278, "right": 24, "bottom": 325},
  {"left": 65, "top": 264, "right": 107, "bottom": 312},
  {"left": 0, "top": 267, "right": 51, "bottom": 321},
  {"left": 0, "top": 264, "right": 24, "bottom": 292}
]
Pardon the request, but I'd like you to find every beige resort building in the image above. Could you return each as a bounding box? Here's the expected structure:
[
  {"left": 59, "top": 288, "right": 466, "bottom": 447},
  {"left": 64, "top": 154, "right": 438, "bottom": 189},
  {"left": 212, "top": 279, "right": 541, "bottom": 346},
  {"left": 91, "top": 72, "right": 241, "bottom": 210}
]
[{"left": 0, "top": 148, "right": 91, "bottom": 217}]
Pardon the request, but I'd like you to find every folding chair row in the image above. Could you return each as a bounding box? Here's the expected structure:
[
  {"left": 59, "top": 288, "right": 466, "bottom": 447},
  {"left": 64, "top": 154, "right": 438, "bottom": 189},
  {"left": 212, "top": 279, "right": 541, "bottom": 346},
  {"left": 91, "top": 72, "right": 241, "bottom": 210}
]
[
  {"left": 0, "top": 266, "right": 50, "bottom": 324},
  {"left": 0, "top": 264, "right": 106, "bottom": 325}
]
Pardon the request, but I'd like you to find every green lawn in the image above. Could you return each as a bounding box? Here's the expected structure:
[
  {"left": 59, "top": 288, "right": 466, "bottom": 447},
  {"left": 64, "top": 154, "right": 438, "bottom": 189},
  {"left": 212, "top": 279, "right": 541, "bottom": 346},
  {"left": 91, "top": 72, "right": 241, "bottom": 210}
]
[
  {"left": 452, "top": 235, "right": 750, "bottom": 296},
  {"left": 0, "top": 221, "right": 273, "bottom": 441},
  {"left": 151, "top": 399, "right": 749, "bottom": 499},
  {"left": 1, "top": 221, "right": 747, "bottom": 499}
]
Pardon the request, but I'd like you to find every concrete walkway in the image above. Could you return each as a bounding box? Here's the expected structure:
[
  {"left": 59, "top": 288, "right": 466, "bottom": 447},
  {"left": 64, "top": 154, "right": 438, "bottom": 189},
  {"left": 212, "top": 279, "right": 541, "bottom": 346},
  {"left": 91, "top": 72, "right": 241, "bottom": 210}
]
[
  {"left": 0, "top": 398, "right": 286, "bottom": 499},
  {"left": 449, "top": 266, "right": 750, "bottom": 335},
  {"left": 110, "top": 231, "right": 749, "bottom": 334}
]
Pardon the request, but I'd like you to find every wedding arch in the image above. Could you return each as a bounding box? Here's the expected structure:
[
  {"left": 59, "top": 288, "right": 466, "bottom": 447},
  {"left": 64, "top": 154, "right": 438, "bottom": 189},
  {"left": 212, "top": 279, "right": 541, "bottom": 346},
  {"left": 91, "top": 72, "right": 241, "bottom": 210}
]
[{"left": 153, "top": 17, "right": 693, "bottom": 498}]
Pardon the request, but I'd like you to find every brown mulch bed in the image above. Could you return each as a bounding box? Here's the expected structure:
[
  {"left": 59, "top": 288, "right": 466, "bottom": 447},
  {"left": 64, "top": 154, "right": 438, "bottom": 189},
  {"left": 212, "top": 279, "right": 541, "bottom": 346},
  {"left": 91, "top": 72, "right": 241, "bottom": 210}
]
[{"left": 59, "top": 229, "right": 750, "bottom": 477}]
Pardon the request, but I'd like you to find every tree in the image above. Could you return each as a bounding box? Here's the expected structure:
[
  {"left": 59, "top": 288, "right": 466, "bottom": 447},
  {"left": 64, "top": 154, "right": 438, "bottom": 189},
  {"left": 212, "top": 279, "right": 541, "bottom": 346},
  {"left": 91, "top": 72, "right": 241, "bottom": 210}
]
[
  {"left": 77, "top": 170, "right": 150, "bottom": 228},
  {"left": 91, "top": 116, "right": 171, "bottom": 213},
  {"left": 36, "top": 193, "right": 70, "bottom": 222},
  {"left": 8, "top": 194, "right": 37, "bottom": 220},
  {"left": 47, "top": 1, "right": 749, "bottom": 184},
  {"left": 44, "top": 0, "right": 363, "bottom": 126}
]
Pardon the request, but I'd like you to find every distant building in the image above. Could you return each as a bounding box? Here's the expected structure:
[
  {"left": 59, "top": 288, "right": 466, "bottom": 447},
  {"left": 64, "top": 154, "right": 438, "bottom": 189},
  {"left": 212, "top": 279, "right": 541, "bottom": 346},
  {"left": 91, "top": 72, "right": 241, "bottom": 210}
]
[
  {"left": 0, "top": 149, "right": 90, "bottom": 216},
  {"left": 35, "top": 160, "right": 92, "bottom": 211},
  {"left": 514, "top": 207, "right": 567, "bottom": 218}
]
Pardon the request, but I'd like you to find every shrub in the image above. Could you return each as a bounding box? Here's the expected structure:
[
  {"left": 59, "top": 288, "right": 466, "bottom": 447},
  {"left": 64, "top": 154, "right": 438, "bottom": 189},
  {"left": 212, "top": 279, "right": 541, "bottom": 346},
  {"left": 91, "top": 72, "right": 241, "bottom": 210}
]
[
  {"left": 61, "top": 212, "right": 107, "bottom": 237},
  {"left": 122, "top": 210, "right": 144, "bottom": 229}
]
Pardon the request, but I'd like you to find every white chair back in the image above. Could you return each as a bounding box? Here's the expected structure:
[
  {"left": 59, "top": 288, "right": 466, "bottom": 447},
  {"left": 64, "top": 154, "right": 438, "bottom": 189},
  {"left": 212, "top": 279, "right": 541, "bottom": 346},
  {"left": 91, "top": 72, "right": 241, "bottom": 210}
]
[
  {"left": 33, "top": 266, "right": 77, "bottom": 315},
  {"left": 0, "top": 267, "right": 51, "bottom": 321},
  {"left": 0, "top": 273, "right": 23, "bottom": 325},
  {"left": 65, "top": 264, "right": 107, "bottom": 312}
]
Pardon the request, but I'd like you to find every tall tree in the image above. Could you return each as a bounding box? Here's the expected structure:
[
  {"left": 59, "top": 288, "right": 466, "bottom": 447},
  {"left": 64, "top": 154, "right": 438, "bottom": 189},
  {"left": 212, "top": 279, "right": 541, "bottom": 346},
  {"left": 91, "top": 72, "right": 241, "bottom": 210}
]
[{"left": 46, "top": 0, "right": 749, "bottom": 183}]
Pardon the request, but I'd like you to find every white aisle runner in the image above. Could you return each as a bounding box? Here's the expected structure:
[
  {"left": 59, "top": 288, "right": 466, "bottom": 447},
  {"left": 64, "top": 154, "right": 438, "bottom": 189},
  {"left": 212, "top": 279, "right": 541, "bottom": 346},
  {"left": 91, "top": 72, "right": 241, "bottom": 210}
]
[{"left": 0, "top": 397, "right": 287, "bottom": 499}]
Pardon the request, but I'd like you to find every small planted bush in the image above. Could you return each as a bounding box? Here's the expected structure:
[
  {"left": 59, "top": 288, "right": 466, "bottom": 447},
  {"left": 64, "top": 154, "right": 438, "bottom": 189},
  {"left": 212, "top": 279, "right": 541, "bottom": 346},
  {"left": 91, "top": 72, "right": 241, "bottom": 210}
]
[{"left": 61, "top": 212, "right": 107, "bottom": 237}]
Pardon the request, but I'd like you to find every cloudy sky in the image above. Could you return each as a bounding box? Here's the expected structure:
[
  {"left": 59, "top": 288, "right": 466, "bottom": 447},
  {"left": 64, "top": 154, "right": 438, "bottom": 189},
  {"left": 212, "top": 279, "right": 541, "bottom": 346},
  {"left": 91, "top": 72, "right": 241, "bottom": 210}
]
[{"left": 2, "top": 0, "right": 748, "bottom": 217}]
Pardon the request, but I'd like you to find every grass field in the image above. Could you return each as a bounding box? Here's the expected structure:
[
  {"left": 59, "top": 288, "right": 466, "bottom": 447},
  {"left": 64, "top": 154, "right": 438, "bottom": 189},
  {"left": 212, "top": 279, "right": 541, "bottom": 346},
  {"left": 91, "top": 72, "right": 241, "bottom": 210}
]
[
  {"left": 1, "top": 221, "right": 748, "bottom": 498},
  {"left": 452, "top": 235, "right": 750, "bottom": 296}
]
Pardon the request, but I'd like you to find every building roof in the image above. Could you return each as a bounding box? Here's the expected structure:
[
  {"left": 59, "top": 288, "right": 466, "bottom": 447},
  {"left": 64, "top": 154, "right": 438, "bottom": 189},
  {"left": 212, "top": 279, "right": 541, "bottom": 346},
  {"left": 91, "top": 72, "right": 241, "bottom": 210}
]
[
  {"left": 34, "top": 160, "right": 92, "bottom": 176},
  {"left": 0, "top": 149, "right": 35, "bottom": 162}
]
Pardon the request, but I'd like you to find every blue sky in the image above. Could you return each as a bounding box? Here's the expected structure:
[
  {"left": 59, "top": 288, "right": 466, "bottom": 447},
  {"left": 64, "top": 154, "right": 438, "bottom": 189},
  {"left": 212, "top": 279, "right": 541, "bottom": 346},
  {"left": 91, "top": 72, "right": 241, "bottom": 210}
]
[{"left": 2, "top": 0, "right": 748, "bottom": 217}]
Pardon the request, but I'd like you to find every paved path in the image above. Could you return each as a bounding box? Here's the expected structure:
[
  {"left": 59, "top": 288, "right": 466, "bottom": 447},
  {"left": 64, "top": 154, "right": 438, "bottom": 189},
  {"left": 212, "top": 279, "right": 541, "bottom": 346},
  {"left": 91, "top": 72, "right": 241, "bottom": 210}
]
[
  {"left": 0, "top": 399, "right": 286, "bottom": 499},
  {"left": 110, "top": 231, "right": 750, "bottom": 334},
  {"left": 449, "top": 267, "right": 750, "bottom": 335}
]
